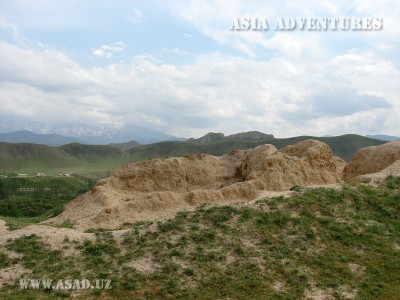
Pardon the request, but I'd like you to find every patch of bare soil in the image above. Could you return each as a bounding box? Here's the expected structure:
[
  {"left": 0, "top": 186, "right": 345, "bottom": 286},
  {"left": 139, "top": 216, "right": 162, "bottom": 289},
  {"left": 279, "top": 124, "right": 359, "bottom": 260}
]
[
  {"left": 123, "top": 256, "right": 158, "bottom": 274},
  {"left": 0, "top": 219, "right": 8, "bottom": 234},
  {"left": 0, "top": 225, "right": 95, "bottom": 255},
  {"left": 0, "top": 264, "right": 31, "bottom": 288}
]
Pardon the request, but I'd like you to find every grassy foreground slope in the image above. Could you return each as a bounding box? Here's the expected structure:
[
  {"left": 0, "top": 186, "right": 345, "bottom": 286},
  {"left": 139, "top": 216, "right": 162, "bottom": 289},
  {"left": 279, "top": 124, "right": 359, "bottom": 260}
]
[{"left": 1, "top": 178, "right": 399, "bottom": 299}]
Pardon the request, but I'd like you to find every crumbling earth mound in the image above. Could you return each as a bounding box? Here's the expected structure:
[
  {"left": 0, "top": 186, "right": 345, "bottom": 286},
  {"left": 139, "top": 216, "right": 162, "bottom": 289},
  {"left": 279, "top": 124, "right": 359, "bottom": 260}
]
[
  {"left": 49, "top": 140, "right": 343, "bottom": 230},
  {"left": 355, "top": 160, "right": 400, "bottom": 184},
  {"left": 343, "top": 141, "right": 400, "bottom": 181}
]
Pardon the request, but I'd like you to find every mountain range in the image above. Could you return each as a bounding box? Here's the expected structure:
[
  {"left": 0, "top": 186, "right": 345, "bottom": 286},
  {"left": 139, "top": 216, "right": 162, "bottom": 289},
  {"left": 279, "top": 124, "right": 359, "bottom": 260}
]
[
  {"left": 0, "top": 121, "right": 184, "bottom": 144},
  {"left": 0, "top": 119, "right": 397, "bottom": 146},
  {"left": 0, "top": 130, "right": 83, "bottom": 147},
  {"left": 365, "top": 134, "right": 400, "bottom": 141}
]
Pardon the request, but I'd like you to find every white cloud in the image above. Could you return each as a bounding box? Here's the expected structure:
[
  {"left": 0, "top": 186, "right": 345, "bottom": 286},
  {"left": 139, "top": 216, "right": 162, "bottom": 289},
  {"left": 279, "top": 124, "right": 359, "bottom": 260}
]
[
  {"left": 92, "top": 41, "right": 126, "bottom": 58},
  {"left": 160, "top": 0, "right": 400, "bottom": 62},
  {"left": 0, "top": 1, "right": 399, "bottom": 138},
  {"left": 1, "top": 40, "right": 399, "bottom": 138},
  {"left": 161, "top": 47, "right": 190, "bottom": 55}
]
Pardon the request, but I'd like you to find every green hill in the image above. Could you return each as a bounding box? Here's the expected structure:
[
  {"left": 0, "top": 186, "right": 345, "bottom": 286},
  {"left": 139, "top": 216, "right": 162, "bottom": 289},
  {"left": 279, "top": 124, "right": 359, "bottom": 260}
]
[
  {"left": 0, "top": 142, "right": 127, "bottom": 176},
  {"left": 0, "top": 142, "right": 82, "bottom": 172},
  {"left": 59, "top": 143, "right": 124, "bottom": 162}
]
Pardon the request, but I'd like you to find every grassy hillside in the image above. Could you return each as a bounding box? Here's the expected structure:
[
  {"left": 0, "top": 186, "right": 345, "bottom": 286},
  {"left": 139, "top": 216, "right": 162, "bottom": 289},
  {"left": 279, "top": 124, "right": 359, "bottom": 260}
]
[
  {"left": 0, "top": 142, "right": 82, "bottom": 171},
  {"left": 59, "top": 143, "right": 124, "bottom": 162},
  {"left": 0, "top": 178, "right": 399, "bottom": 299},
  {"left": 0, "top": 142, "right": 127, "bottom": 176}
]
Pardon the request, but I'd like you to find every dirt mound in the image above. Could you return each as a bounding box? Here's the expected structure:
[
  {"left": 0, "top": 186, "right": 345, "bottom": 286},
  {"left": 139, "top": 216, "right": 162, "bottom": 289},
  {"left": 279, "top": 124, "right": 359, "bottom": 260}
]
[
  {"left": 49, "top": 140, "right": 342, "bottom": 230},
  {"left": 353, "top": 160, "right": 400, "bottom": 184},
  {"left": 333, "top": 156, "right": 347, "bottom": 177},
  {"left": 343, "top": 141, "right": 400, "bottom": 181}
]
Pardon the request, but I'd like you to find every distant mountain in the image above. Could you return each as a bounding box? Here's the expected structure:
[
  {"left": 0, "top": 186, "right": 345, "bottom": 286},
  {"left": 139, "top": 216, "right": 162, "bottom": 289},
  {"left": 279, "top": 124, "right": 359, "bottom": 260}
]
[
  {"left": 186, "top": 131, "right": 274, "bottom": 143},
  {"left": 0, "top": 130, "right": 83, "bottom": 146},
  {"left": 365, "top": 134, "right": 400, "bottom": 141},
  {"left": 0, "top": 120, "right": 184, "bottom": 144}
]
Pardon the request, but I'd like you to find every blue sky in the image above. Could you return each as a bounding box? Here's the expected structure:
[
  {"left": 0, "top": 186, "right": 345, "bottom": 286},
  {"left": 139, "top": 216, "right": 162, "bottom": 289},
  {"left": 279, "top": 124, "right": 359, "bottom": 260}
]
[{"left": 0, "top": 0, "right": 399, "bottom": 138}]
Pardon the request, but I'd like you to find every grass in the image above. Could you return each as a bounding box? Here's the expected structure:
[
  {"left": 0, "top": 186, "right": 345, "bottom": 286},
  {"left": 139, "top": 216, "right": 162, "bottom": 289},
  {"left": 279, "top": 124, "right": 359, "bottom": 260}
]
[
  {"left": 0, "top": 251, "right": 11, "bottom": 269},
  {"left": 0, "top": 215, "right": 51, "bottom": 231},
  {"left": 51, "top": 219, "right": 76, "bottom": 229},
  {"left": 0, "top": 178, "right": 399, "bottom": 299}
]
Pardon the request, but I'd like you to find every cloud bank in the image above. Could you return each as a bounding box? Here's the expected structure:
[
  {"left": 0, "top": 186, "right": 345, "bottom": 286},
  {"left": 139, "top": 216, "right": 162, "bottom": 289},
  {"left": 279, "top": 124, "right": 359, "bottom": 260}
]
[{"left": 0, "top": 0, "right": 399, "bottom": 138}]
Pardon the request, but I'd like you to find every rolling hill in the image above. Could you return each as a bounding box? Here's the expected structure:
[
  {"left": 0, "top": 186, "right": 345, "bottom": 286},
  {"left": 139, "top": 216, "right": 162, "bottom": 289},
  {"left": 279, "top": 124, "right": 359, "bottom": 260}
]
[
  {"left": 59, "top": 143, "right": 125, "bottom": 163},
  {"left": 0, "top": 142, "right": 82, "bottom": 171},
  {"left": 108, "top": 140, "right": 141, "bottom": 151},
  {"left": 0, "top": 134, "right": 386, "bottom": 176},
  {"left": 0, "top": 142, "right": 128, "bottom": 176}
]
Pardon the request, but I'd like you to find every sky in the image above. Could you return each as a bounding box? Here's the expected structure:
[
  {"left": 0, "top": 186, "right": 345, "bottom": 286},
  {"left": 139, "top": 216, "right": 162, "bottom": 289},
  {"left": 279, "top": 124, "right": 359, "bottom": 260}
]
[{"left": 0, "top": 0, "right": 399, "bottom": 138}]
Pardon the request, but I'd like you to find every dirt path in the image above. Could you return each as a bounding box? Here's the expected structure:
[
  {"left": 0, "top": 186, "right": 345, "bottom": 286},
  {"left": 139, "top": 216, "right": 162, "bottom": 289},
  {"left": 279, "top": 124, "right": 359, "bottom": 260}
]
[{"left": 0, "top": 219, "right": 8, "bottom": 234}]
